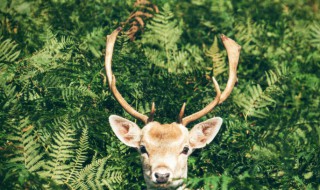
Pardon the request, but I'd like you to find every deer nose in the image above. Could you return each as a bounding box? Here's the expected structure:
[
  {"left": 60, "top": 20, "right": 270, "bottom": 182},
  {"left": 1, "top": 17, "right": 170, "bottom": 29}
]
[{"left": 154, "top": 172, "right": 170, "bottom": 184}]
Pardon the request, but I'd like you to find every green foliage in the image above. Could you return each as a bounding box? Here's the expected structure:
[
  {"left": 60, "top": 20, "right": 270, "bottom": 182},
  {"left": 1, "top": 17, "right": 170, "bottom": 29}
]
[
  {"left": 2, "top": 117, "right": 122, "bottom": 189},
  {"left": 142, "top": 3, "right": 205, "bottom": 74},
  {"left": 234, "top": 65, "right": 288, "bottom": 119},
  {"left": 0, "top": 0, "right": 319, "bottom": 189}
]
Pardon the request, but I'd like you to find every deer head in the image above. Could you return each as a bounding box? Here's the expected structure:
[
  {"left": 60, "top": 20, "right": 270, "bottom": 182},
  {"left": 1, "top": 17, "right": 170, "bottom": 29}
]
[{"left": 105, "top": 27, "right": 241, "bottom": 189}]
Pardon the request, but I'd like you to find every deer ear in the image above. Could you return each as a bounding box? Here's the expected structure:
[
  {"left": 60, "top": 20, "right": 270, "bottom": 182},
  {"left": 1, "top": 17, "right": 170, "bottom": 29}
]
[
  {"left": 109, "top": 115, "right": 141, "bottom": 148},
  {"left": 189, "top": 117, "right": 223, "bottom": 149}
]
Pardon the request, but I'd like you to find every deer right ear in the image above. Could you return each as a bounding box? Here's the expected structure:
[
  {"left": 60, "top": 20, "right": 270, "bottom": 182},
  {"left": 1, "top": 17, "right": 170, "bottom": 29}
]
[
  {"left": 109, "top": 115, "right": 141, "bottom": 148},
  {"left": 189, "top": 117, "right": 223, "bottom": 149}
]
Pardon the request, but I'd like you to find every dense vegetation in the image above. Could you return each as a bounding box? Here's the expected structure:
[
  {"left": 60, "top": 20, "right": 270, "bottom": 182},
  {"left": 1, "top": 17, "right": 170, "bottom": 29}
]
[{"left": 0, "top": 0, "right": 319, "bottom": 189}]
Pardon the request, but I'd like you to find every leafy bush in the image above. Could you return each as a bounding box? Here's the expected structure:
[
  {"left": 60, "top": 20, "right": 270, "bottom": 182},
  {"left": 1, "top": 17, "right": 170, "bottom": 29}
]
[{"left": 0, "top": 0, "right": 319, "bottom": 189}]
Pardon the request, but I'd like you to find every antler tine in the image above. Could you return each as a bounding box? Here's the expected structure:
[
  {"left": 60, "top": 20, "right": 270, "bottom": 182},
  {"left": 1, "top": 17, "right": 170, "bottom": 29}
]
[
  {"left": 181, "top": 77, "right": 221, "bottom": 126},
  {"left": 147, "top": 102, "right": 156, "bottom": 123},
  {"left": 178, "top": 103, "right": 186, "bottom": 123},
  {"left": 105, "top": 27, "right": 150, "bottom": 124},
  {"left": 219, "top": 34, "right": 241, "bottom": 104},
  {"left": 180, "top": 35, "right": 241, "bottom": 126}
]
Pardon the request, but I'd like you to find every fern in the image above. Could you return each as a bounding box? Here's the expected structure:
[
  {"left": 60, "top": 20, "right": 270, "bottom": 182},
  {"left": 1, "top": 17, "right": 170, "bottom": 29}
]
[
  {"left": 309, "top": 22, "right": 320, "bottom": 47},
  {"left": 67, "top": 156, "right": 123, "bottom": 190},
  {"left": 40, "top": 117, "right": 123, "bottom": 189},
  {"left": 0, "top": 37, "right": 21, "bottom": 84},
  {"left": 3, "top": 115, "right": 123, "bottom": 189},
  {"left": 64, "top": 127, "right": 89, "bottom": 184},
  {"left": 61, "top": 85, "right": 98, "bottom": 102},
  {"left": 234, "top": 17, "right": 266, "bottom": 55},
  {"left": 234, "top": 66, "right": 288, "bottom": 120},
  {"left": 141, "top": 3, "right": 205, "bottom": 73},
  {"left": 22, "top": 126, "right": 45, "bottom": 172},
  {"left": 79, "top": 27, "right": 105, "bottom": 58},
  {"left": 1, "top": 1, "right": 319, "bottom": 189},
  {"left": 142, "top": 3, "right": 181, "bottom": 50},
  {"left": 265, "top": 65, "right": 288, "bottom": 94},
  {"left": 205, "top": 36, "right": 227, "bottom": 77},
  {"left": 4, "top": 118, "right": 46, "bottom": 188},
  {"left": 0, "top": 37, "right": 20, "bottom": 63},
  {"left": 1, "top": 83, "right": 18, "bottom": 110},
  {"left": 22, "top": 31, "right": 74, "bottom": 79},
  {"left": 43, "top": 117, "right": 77, "bottom": 183}
]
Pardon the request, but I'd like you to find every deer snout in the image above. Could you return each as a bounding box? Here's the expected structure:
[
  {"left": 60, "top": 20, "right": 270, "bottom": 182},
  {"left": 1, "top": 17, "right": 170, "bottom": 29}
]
[
  {"left": 154, "top": 172, "right": 170, "bottom": 183},
  {"left": 152, "top": 167, "right": 172, "bottom": 184}
]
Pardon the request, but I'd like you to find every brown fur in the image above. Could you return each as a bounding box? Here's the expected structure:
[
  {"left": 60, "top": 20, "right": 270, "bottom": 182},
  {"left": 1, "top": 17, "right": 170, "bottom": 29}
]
[{"left": 149, "top": 122, "right": 182, "bottom": 141}]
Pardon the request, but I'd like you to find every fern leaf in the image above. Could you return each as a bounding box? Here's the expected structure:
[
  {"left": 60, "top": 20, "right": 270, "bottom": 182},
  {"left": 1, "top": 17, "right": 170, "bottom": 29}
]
[
  {"left": 67, "top": 156, "right": 123, "bottom": 190},
  {"left": 141, "top": 4, "right": 206, "bottom": 74},
  {"left": 309, "top": 22, "right": 320, "bottom": 47},
  {"left": 205, "top": 36, "right": 227, "bottom": 77},
  {"left": 235, "top": 17, "right": 265, "bottom": 54},
  {"left": 45, "top": 117, "right": 77, "bottom": 183},
  {"left": 6, "top": 121, "right": 45, "bottom": 188},
  {"left": 0, "top": 37, "right": 20, "bottom": 63},
  {"left": 80, "top": 27, "right": 105, "bottom": 58},
  {"left": 65, "top": 127, "right": 89, "bottom": 184},
  {"left": 234, "top": 66, "right": 288, "bottom": 120}
]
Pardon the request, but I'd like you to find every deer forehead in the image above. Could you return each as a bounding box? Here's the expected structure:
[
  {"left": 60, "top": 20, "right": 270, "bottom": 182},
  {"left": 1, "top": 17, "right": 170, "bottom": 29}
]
[{"left": 141, "top": 122, "right": 189, "bottom": 147}]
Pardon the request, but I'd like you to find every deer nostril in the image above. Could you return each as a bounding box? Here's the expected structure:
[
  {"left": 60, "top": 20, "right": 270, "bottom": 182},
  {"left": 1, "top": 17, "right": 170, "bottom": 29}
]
[{"left": 154, "top": 172, "right": 170, "bottom": 183}]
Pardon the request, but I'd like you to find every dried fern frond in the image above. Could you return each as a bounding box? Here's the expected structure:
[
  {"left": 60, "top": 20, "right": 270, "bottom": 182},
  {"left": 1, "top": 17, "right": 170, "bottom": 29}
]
[{"left": 122, "top": 0, "right": 159, "bottom": 40}]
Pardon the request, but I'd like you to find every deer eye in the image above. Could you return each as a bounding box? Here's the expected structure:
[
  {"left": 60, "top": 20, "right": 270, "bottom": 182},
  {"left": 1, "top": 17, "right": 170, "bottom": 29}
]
[
  {"left": 181, "top": 146, "right": 189, "bottom": 155},
  {"left": 140, "top": 145, "right": 148, "bottom": 155}
]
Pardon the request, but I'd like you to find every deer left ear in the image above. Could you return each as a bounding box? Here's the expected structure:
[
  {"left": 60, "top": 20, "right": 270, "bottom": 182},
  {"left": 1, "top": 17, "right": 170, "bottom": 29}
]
[{"left": 189, "top": 117, "right": 223, "bottom": 149}]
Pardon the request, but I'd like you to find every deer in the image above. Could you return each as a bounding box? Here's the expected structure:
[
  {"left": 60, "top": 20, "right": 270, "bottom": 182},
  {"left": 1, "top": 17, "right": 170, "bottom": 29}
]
[{"left": 105, "top": 27, "right": 241, "bottom": 190}]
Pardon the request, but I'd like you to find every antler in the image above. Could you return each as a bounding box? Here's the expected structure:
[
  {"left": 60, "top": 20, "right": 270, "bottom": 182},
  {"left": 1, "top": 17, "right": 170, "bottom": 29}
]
[
  {"left": 179, "top": 34, "right": 241, "bottom": 126},
  {"left": 105, "top": 27, "right": 154, "bottom": 124},
  {"left": 219, "top": 34, "right": 241, "bottom": 103}
]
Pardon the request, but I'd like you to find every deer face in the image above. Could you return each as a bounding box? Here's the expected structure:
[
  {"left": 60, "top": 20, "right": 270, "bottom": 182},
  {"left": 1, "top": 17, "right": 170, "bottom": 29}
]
[{"left": 109, "top": 115, "right": 223, "bottom": 189}]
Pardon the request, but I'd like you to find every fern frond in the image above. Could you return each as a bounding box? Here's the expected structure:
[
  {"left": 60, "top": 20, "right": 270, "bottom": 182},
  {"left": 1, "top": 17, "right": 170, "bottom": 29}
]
[
  {"left": 61, "top": 85, "right": 98, "bottom": 102},
  {"left": 143, "top": 48, "right": 166, "bottom": 67},
  {"left": 1, "top": 83, "right": 18, "bottom": 110},
  {"left": 67, "top": 156, "right": 123, "bottom": 190},
  {"left": 23, "top": 127, "right": 45, "bottom": 172},
  {"left": 5, "top": 119, "right": 46, "bottom": 189},
  {"left": 22, "top": 31, "right": 74, "bottom": 79},
  {"left": 309, "top": 22, "right": 320, "bottom": 47},
  {"left": 0, "top": 37, "right": 21, "bottom": 84},
  {"left": 141, "top": 4, "right": 205, "bottom": 74},
  {"left": 235, "top": 17, "right": 265, "bottom": 54},
  {"left": 45, "top": 35, "right": 74, "bottom": 53},
  {"left": 0, "top": 37, "right": 20, "bottom": 63},
  {"left": 236, "top": 84, "right": 275, "bottom": 119},
  {"left": 44, "top": 117, "right": 77, "bottom": 183},
  {"left": 265, "top": 65, "right": 288, "bottom": 94},
  {"left": 122, "top": 0, "right": 159, "bottom": 40},
  {"left": 234, "top": 66, "right": 288, "bottom": 120},
  {"left": 187, "top": 174, "right": 232, "bottom": 190},
  {"left": 68, "top": 158, "right": 105, "bottom": 189},
  {"left": 65, "top": 127, "right": 89, "bottom": 184},
  {"left": 205, "top": 36, "right": 227, "bottom": 77},
  {"left": 142, "top": 3, "right": 181, "bottom": 50},
  {"left": 80, "top": 27, "right": 105, "bottom": 58},
  {"left": 103, "top": 170, "right": 123, "bottom": 186}
]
